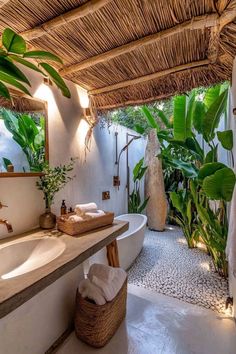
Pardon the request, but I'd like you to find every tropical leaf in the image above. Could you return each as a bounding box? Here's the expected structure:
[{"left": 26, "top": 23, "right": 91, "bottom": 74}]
[
  {"left": 173, "top": 95, "right": 187, "bottom": 141},
  {"left": 0, "top": 81, "right": 10, "bottom": 99},
  {"left": 0, "top": 57, "right": 30, "bottom": 85},
  {"left": 2, "top": 157, "right": 12, "bottom": 169},
  {"left": 133, "top": 158, "right": 144, "bottom": 182},
  {"left": 166, "top": 158, "right": 198, "bottom": 178},
  {"left": 217, "top": 130, "right": 233, "bottom": 151},
  {"left": 204, "top": 145, "right": 218, "bottom": 163},
  {"left": 198, "top": 162, "right": 226, "bottom": 182},
  {"left": 134, "top": 124, "right": 145, "bottom": 134},
  {"left": 192, "top": 100, "right": 205, "bottom": 134},
  {"left": 153, "top": 107, "right": 172, "bottom": 128},
  {"left": 9, "top": 55, "right": 45, "bottom": 75},
  {"left": 169, "top": 192, "right": 184, "bottom": 213},
  {"left": 2, "top": 28, "right": 26, "bottom": 54},
  {"left": 39, "top": 63, "right": 71, "bottom": 98},
  {"left": 141, "top": 106, "right": 160, "bottom": 130},
  {"left": 203, "top": 84, "right": 221, "bottom": 109},
  {"left": 0, "top": 72, "right": 31, "bottom": 96},
  {"left": 203, "top": 89, "right": 228, "bottom": 141},
  {"left": 203, "top": 167, "right": 236, "bottom": 201},
  {"left": 24, "top": 51, "right": 63, "bottom": 64},
  {"left": 138, "top": 197, "right": 149, "bottom": 213}
]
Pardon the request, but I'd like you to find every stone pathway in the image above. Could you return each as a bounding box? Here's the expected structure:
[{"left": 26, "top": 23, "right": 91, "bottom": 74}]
[{"left": 128, "top": 226, "right": 229, "bottom": 313}]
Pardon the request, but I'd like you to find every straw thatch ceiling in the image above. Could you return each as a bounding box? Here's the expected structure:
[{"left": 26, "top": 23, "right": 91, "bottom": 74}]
[{"left": 1, "top": 0, "right": 236, "bottom": 110}]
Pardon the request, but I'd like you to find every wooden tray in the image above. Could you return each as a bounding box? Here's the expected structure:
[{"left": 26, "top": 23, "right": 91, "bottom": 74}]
[{"left": 57, "top": 212, "right": 114, "bottom": 236}]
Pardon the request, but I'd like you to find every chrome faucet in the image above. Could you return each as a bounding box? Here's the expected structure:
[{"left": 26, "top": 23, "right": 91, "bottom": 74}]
[{"left": 0, "top": 202, "right": 13, "bottom": 233}]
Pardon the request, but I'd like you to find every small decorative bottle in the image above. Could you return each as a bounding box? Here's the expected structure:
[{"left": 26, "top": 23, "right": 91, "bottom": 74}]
[{"left": 61, "top": 200, "right": 67, "bottom": 215}]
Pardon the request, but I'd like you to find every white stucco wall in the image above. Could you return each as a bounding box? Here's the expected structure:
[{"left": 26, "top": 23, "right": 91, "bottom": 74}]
[
  {"left": 0, "top": 68, "right": 146, "bottom": 239},
  {"left": 229, "top": 58, "right": 236, "bottom": 316}
]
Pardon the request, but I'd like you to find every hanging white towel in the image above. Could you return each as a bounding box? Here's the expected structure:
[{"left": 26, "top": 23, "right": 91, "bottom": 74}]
[
  {"left": 226, "top": 186, "right": 236, "bottom": 277},
  {"left": 78, "top": 278, "right": 106, "bottom": 305}
]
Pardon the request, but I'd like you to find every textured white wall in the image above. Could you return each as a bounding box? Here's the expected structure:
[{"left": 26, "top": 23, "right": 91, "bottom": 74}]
[
  {"left": 229, "top": 58, "right": 236, "bottom": 317},
  {"left": 0, "top": 68, "right": 146, "bottom": 239}
]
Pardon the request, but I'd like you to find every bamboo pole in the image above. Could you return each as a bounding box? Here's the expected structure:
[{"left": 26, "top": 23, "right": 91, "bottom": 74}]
[
  {"left": 89, "top": 59, "right": 210, "bottom": 95},
  {"left": 0, "top": 0, "right": 10, "bottom": 7},
  {"left": 21, "top": 0, "right": 112, "bottom": 41},
  {"left": 60, "top": 14, "right": 218, "bottom": 76},
  {"left": 219, "top": 0, "right": 236, "bottom": 31},
  {"left": 94, "top": 93, "right": 174, "bottom": 110}
]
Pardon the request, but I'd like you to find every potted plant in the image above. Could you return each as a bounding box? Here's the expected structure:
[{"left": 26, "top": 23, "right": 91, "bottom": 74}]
[{"left": 36, "top": 158, "right": 76, "bottom": 229}]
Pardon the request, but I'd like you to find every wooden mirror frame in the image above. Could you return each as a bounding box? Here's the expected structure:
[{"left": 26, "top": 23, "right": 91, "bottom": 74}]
[{"left": 0, "top": 90, "right": 49, "bottom": 178}]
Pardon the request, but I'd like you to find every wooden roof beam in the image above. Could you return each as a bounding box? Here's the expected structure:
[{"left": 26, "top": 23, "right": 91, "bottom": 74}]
[
  {"left": 60, "top": 14, "right": 218, "bottom": 76},
  {"left": 89, "top": 59, "right": 210, "bottom": 96},
  {"left": 94, "top": 93, "right": 174, "bottom": 110},
  {"left": 20, "top": 0, "right": 112, "bottom": 41},
  {"left": 0, "top": 0, "right": 10, "bottom": 7}
]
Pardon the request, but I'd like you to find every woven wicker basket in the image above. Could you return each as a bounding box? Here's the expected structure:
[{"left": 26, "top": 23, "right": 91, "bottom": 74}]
[
  {"left": 57, "top": 212, "right": 114, "bottom": 236},
  {"left": 74, "top": 278, "right": 127, "bottom": 348}
]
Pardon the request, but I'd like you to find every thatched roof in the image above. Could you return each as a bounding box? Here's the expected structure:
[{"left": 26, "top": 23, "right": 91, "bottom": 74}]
[{"left": 0, "top": 0, "right": 236, "bottom": 110}]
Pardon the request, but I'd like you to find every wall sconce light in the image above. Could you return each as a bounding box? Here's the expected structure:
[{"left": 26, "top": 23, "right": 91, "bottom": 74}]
[
  {"left": 83, "top": 107, "right": 92, "bottom": 119},
  {"left": 43, "top": 77, "right": 53, "bottom": 86}
]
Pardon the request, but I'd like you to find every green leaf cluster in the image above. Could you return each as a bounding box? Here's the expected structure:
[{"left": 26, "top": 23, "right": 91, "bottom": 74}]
[
  {"left": 0, "top": 28, "right": 70, "bottom": 99},
  {"left": 128, "top": 158, "right": 149, "bottom": 214},
  {"left": 0, "top": 108, "right": 46, "bottom": 171}
]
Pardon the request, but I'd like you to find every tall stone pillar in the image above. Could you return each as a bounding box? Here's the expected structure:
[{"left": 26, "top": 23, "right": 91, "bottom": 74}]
[{"left": 145, "top": 129, "right": 167, "bottom": 231}]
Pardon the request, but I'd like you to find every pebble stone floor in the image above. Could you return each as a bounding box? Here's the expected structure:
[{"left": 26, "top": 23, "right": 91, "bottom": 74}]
[{"left": 128, "top": 226, "right": 229, "bottom": 314}]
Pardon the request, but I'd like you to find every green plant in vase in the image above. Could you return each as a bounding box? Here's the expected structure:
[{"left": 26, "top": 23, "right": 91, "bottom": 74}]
[{"left": 36, "top": 158, "right": 76, "bottom": 229}]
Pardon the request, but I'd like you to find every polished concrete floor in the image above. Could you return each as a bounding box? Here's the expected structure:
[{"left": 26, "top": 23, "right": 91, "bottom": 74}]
[{"left": 56, "top": 285, "right": 236, "bottom": 354}]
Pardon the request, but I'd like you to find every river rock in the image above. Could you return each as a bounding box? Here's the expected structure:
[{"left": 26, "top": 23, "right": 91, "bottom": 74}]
[{"left": 144, "top": 129, "right": 167, "bottom": 231}]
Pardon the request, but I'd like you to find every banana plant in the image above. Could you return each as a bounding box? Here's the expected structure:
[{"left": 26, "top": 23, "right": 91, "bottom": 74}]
[
  {"left": 190, "top": 180, "right": 229, "bottom": 277},
  {"left": 128, "top": 158, "right": 149, "bottom": 213},
  {"left": 0, "top": 28, "right": 70, "bottom": 99},
  {"left": 0, "top": 108, "right": 46, "bottom": 171},
  {"left": 169, "top": 190, "right": 195, "bottom": 248}
]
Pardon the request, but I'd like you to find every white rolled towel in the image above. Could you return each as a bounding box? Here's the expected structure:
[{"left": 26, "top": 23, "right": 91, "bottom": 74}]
[
  {"left": 68, "top": 215, "right": 84, "bottom": 222},
  {"left": 75, "top": 202, "right": 98, "bottom": 216},
  {"left": 91, "top": 268, "right": 127, "bottom": 302},
  {"left": 88, "top": 263, "right": 116, "bottom": 283},
  {"left": 85, "top": 210, "right": 105, "bottom": 218},
  {"left": 78, "top": 278, "right": 106, "bottom": 305}
]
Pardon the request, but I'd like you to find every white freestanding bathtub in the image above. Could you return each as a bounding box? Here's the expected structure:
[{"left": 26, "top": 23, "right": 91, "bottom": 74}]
[{"left": 87, "top": 213, "right": 147, "bottom": 270}]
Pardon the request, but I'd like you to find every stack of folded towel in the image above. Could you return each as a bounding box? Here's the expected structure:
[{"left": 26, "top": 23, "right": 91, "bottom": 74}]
[
  {"left": 79, "top": 263, "right": 127, "bottom": 305},
  {"left": 68, "top": 202, "right": 105, "bottom": 222}
]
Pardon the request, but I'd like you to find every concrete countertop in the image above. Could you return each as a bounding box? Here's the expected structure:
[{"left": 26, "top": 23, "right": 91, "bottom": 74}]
[{"left": 0, "top": 220, "right": 128, "bottom": 319}]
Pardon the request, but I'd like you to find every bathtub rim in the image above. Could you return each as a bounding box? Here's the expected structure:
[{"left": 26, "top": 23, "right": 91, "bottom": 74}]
[{"left": 115, "top": 213, "right": 147, "bottom": 240}]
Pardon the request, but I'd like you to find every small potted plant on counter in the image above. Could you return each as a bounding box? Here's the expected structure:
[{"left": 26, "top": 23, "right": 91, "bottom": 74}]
[{"left": 36, "top": 158, "right": 76, "bottom": 229}]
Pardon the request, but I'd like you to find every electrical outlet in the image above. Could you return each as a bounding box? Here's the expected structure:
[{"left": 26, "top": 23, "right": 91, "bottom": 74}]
[{"left": 102, "top": 191, "right": 110, "bottom": 200}]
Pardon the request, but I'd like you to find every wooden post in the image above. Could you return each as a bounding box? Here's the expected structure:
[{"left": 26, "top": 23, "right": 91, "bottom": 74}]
[{"left": 106, "top": 239, "right": 120, "bottom": 267}]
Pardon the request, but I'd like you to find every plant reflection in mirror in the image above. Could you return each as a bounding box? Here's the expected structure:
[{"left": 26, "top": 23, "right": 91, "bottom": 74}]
[{"left": 0, "top": 107, "right": 46, "bottom": 171}]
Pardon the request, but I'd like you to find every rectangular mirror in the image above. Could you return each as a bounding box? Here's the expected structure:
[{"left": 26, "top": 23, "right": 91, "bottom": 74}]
[{"left": 0, "top": 90, "right": 48, "bottom": 177}]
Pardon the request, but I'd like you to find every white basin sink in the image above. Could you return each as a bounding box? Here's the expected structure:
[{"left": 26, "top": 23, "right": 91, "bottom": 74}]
[{"left": 0, "top": 236, "right": 65, "bottom": 280}]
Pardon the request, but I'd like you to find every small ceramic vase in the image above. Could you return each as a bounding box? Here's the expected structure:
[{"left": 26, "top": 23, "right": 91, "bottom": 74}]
[{"left": 39, "top": 208, "right": 56, "bottom": 229}]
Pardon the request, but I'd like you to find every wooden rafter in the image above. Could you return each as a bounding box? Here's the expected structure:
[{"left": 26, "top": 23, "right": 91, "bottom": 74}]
[
  {"left": 0, "top": 0, "right": 10, "bottom": 7},
  {"left": 94, "top": 93, "right": 174, "bottom": 110},
  {"left": 219, "top": 0, "right": 236, "bottom": 30},
  {"left": 60, "top": 14, "right": 218, "bottom": 76},
  {"left": 20, "top": 0, "right": 112, "bottom": 41},
  {"left": 89, "top": 59, "right": 210, "bottom": 95}
]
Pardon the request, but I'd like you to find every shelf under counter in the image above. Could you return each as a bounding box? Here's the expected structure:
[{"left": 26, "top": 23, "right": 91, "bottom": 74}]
[{"left": 0, "top": 220, "right": 128, "bottom": 319}]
